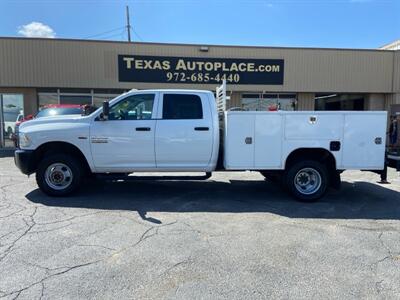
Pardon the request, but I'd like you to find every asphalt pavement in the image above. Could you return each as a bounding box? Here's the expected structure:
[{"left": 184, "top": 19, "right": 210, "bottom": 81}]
[{"left": 0, "top": 157, "right": 400, "bottom": 299}]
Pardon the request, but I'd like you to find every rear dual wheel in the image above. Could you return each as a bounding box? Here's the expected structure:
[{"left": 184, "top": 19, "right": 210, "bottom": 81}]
[{"left": 284, "top": 160, "right": 329, "bottom": 202}]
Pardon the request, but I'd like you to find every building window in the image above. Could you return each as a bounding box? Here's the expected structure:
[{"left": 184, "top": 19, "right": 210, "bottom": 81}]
[
  {"left": 92, "top": 89, "right": 125, "bottom": 108},
  {"left": 38, "top": 93, "right": 58, "bottom": 109},
  {"left": 315, "top": 94, "right": 365, "bottom": 111},
  {"left": 60, "top": 95, "right": 92, "bottom": 105},
  {"left": 93, "top": 94, "right": 120, "bottom": 108},
  {"left": 37, "top": 89, "right": 126, "bottom": 110},
  {"left": 0, "top": 93, "right": 24, "bottom": 148},
  {"left": 241, "top": 93, "right": 296, "bottom": 111}
]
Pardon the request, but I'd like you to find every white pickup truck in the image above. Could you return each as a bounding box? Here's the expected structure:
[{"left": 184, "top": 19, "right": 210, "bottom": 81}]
[{"left": 15, "top": 82, "right": 388, "bottom": 201}]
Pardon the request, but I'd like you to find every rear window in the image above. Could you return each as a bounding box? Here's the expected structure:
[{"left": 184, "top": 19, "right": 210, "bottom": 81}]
[
  {"left": 162, "top": 94, "right": 203, "bottom": 120},
  {"left": 36, "top": 108, "right": 82, "bottom": 118}
]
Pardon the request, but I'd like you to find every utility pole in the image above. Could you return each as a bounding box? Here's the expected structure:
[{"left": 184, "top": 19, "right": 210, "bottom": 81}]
[{"left": 126, "top": 5, "right": 131, "bottom": 42}]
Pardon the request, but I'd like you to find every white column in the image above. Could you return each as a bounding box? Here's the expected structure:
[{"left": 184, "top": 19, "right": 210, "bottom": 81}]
[
  {"left": 297, "top": 93, "right": 315, "bottom": 111},
  {"left": 365, "top": 93, "right": 385, "bottom": 110}
]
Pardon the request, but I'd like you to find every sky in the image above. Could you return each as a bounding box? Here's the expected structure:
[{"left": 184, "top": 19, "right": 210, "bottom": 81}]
[{"left": 0, "top": 0, "right": 399, "bottom": 49}]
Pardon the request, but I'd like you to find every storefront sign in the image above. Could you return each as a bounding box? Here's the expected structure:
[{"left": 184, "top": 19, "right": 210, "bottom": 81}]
[{"left": 118, "top": 55, "right": 284, "bottom": 85}]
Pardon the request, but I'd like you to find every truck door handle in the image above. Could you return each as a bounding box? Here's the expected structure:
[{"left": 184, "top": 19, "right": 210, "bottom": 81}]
[
  {"left": 136, "top": 127, "right": 151, "bottom": 131},
  {"left": 194, "top": 127, "right": 209, "bottom": 131}
]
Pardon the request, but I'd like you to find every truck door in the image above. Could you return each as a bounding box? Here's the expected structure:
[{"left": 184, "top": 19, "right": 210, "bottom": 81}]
[
  {"left": 90, "top": 93, "right": 158, "bottom": 171},
  {"left": 155, "top": 92, "right": 213, "bottom": 169}
]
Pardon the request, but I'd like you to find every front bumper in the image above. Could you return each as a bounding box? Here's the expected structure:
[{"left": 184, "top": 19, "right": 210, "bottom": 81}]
[{"left": 14, "top": 149, "right": 36, "bottom": 175}]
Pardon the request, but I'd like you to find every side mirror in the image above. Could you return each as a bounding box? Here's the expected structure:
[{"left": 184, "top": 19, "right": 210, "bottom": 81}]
[{"left": 101, "top": 101, "right": 109, "bottom": 120}]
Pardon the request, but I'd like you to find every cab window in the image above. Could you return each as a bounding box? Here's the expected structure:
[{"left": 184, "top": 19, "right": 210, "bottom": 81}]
[
  {"left": 109, "top": 94, "right": 155, "bottom": 120},
  {"left": 162, "top": 94, "right": 203, "bottom": 120}
]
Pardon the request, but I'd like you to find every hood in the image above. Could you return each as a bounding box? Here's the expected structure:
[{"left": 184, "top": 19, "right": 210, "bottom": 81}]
[
  {"left": 17, "top": 113, "right": 92, "bottom": 151},
  {"left": 19, "top": 114, "right": 87, "bottom": 131}
]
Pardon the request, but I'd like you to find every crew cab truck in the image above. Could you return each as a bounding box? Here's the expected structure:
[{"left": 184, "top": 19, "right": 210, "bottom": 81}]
[{"left": 14, "top": 82, "right": 387, "bottom": 201}]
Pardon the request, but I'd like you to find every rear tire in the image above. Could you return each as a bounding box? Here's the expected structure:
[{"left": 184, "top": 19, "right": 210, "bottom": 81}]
[
  {"left": 284, "top": 160, "right": 329, "bottom": 202},
  {"left": 36, "top": 154, "right": 83, "bottom": 197}
]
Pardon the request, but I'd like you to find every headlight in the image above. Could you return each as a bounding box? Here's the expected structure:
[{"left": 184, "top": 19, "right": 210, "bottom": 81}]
[{"left": 19, "top": 133, "right": 32, "bottom": 148}]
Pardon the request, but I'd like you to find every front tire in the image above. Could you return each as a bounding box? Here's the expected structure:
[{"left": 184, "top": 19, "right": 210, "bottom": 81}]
[
  {"left": 284, "top": 160, "right": 329, "bottom": 202},
  {"left": 36, "top": 154, "right": 83, "bottom": 196}
]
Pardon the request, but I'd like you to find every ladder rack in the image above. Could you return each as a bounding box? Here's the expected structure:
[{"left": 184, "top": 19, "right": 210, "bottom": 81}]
[{"left": 216, "top": 80, "right": 227, "bottom": 114}]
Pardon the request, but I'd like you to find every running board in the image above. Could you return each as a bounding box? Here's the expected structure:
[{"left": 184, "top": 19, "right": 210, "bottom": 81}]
[{"left": 96, "top": 172, "right": 212, "bottom": 181}]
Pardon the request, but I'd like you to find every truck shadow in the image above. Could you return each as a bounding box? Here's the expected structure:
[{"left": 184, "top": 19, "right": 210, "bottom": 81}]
[{"left": 26, "top": 179, "right": 400, "bottom": 221}]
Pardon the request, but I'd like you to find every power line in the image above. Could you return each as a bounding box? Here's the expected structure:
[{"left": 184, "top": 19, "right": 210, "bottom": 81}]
[
  {"left": 98, "top": 29, "right": 127, "bottom": 40},
  {"left": 83, "top": 26, "right": 125, "bottom": 39},
  {"left": 81, "top": 6, "right": 145, "bottom": 42},
  {"left": 132, "top": 28, "right": 143, "bottom": 42}
]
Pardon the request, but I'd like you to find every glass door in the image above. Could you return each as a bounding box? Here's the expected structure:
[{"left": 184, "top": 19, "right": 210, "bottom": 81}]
[{"left": 0, "top": 94, "right": 24, "bottom": 148}]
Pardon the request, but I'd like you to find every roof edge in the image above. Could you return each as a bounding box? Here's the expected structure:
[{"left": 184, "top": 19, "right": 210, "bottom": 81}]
[{"left": 0, "top": 36, "right": 394, "bottom": 53}]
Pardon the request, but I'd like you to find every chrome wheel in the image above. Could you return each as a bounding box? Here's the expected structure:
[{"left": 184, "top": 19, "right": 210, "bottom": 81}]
[
  {"left": 44, "top": 163, "right": 73, "bottom": 190},
  {"left": 294, "top": 167, "right": 322, "bottom": 195}
]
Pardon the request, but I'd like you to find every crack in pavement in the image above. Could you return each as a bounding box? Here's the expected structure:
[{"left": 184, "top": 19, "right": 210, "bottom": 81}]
[
  {"left": 0, "top": 210, "right": 129, "bottom": 252},
  {"left": 369, "top": 231, "right": 400, "bottom": 295},
  {"left": 34, "top": 211, "right": 105, "bottom": 226},
  {"left": 0, "top": 260, "right": 102, "bottom": 299},
  {"left": 377, "top": 232, "right": 399, "bottom": 261},
  {"left": 0, "top": 181, "right": 27, "bottom": 204},
  {"left": 369, "top": 231, "right": 399, "bottom": 270},
  {"left": 160, "top": 258, "right": 193, "bottom": 277},
  {"left": 0, "top": 207, "right": 38, "bottom": 263},
  {"left": 130, "top": 221, "right": 177, "bottom": 249},
  {"left": 0, "top": 208, "right": 26, "bottom": 219},
  {"left": 29, "top": 222, "right": 73, "bottom": 234},
  {"left": 39, "top": 282, "right": 44, "bottom": 300},
  {"left": 375, "top": 279, "right": 384, "bottom": 294},
  {"left": 101, "top": 220, "right": 178, "bottom": 261},
  {"left": 76, "top": 244, "right": 116, "bottom": 251},
  {"left": 0, "top": 227, "right": 28, "bottom": 245},
  {"left": 0, "top": 221, "right": 179, "bottom": 298}
]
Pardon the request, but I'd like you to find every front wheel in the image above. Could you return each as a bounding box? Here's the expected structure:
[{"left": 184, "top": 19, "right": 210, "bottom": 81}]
[
  {"left": 284, "top": 160, "right": 329, "bottom": 202},
  {"left": 36, "top": 154, "right": 83, "bottom": 196}
]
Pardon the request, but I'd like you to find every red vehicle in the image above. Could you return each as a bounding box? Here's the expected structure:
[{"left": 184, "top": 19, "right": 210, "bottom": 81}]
[{"left": 13, "top": 104, "right": 87, "bottom": 147}]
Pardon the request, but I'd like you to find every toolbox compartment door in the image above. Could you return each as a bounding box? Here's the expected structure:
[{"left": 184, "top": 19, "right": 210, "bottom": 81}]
[
  {"left": 224, "top": 113, "right": 255, "bottom": 169},
  {"left": 341, "top": 113, "right": 386, "bottom": 169},
  {"left": 254, "top": 114, "right": 283, "bottom": 168}
]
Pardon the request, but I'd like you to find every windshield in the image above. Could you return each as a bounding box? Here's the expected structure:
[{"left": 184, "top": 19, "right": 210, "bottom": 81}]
[{"left": 36, "top": 107, "right": 82, "bottom": 118}]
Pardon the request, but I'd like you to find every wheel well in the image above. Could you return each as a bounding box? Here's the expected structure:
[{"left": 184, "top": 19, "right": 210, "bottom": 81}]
[
  {"left": 33, "top": 142, "right": 91, "bottom": 174},
  {"left": 285, "top": 148, "right": 336, "bottom": 172}
]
